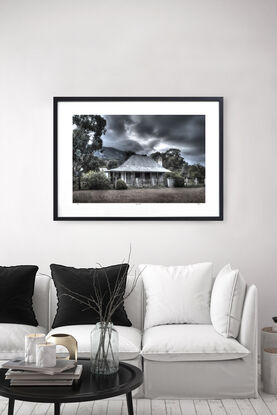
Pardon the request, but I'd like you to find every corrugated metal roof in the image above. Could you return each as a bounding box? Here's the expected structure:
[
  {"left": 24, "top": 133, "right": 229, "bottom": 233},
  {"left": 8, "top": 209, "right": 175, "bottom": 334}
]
[{"left": 108, "top": 155, "right": 171, "bottom": 173}]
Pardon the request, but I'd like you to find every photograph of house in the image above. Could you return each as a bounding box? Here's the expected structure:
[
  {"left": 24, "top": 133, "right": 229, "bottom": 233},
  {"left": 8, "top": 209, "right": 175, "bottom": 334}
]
[{"left": 72, "top": 114, "right": 206, "bottom": 203}]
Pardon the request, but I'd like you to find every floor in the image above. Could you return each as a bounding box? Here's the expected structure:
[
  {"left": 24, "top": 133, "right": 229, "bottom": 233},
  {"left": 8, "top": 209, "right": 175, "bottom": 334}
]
[{"left": 1, "top": 390, "right": 277, "bottom": 415}]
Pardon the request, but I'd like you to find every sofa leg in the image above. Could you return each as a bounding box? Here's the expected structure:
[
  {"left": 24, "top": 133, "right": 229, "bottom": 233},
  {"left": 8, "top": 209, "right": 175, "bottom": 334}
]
[
  {"left": 8, "top": 399, "right": 14, "bottom": 415},
  {"left": 126, "top": 392, "right": 134, "bottom": 415}
]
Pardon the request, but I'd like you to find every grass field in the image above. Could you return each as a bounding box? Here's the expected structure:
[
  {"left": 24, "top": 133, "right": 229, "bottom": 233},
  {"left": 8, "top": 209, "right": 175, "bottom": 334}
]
[{"left": 73, "top": 187, "right": 205, "bottom": 203}]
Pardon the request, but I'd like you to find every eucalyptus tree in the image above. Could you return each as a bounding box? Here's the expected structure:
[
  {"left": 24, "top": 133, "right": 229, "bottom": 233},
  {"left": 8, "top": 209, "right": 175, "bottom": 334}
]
[{"left": 73, "top": 115, "right": 107, "bottom": 190}]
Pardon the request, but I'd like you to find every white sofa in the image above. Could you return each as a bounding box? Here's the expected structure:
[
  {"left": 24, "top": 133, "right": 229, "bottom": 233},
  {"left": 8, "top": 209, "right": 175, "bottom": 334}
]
[{"left": 0, "top": 273, "right": 258, "bottom": 399}]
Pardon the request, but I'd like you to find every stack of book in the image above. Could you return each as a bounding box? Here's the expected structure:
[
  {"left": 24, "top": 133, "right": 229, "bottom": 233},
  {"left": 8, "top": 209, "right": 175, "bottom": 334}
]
[{"left": 3, "top": 359, "right": 82, "bottom": 386}]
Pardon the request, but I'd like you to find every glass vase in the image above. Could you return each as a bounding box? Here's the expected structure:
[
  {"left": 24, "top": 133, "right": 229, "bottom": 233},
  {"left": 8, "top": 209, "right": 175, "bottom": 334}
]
[{"left": 90, "top": 322, "right": 119, "bottom": 375}]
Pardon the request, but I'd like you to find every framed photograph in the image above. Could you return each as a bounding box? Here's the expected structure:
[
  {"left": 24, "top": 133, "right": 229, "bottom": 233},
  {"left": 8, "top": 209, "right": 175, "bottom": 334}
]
[{"left": 54, "top": 97, "right": 223, "bottom": 221}]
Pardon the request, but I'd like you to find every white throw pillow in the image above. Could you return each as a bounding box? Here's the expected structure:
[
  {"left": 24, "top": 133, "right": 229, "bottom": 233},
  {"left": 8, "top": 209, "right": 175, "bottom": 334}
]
[
  {"left": 139, "top": 263, "right": 213, "bottom": 330},
  {"left": 210, "top": 264, "right": 246, "bottom": 338}
]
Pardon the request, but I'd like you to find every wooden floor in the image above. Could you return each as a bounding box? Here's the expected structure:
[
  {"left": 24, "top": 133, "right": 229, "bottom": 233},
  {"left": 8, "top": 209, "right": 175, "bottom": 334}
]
[{"left": 1, "top": 391, "right": 277, "bottom": 415}]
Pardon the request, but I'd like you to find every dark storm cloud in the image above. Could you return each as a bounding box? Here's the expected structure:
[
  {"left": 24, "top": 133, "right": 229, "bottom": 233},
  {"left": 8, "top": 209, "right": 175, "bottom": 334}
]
[{"left": 102, "top": 114, "right": 205, "bottom": 165}]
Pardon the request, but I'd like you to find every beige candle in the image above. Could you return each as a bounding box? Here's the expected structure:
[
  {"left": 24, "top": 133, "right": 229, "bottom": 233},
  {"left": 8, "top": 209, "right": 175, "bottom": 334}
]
[
  {"left": 25, "top": 333, "right": 46, "bottom": 363},
  {"left": 36, "top": 343, "right": 56, "bottom": 367}
]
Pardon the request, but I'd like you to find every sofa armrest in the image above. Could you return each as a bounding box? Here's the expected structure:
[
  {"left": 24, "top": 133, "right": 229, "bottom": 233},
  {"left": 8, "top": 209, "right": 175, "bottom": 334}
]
[{"left": 237, "top": 285, "right": 258, "bottom": 353}]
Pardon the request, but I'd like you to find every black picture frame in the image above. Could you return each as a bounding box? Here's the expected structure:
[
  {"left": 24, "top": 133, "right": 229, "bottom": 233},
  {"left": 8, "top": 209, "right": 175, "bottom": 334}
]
[{"left": 53, "top": 97, "right": 223, "bottom": 221}]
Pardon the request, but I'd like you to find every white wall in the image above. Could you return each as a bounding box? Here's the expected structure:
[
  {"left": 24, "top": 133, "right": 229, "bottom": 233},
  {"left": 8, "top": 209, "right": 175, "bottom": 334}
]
[{"left": 0, "top": 0, "right": 276, "bottom": 332}]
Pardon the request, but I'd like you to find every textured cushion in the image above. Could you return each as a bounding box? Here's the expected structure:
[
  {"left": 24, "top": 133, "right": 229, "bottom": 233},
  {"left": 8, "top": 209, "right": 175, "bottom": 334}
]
[
  {"left": 0, "top": 265, "right": 38, "bottom": 326},
  {"left": 211, "top": 264, "right": 246, "bottom": 338},
  {"left": 47, "top": 325, "right": 141, "bottom": 361},
  {"left": 0, "top": 324, "right": 47, "bottom": 360},
  {"left": 50, "top": 263, "right": 131, "bottom": 328},
  {"left": 140, "top": 263, "right": 213, "bottom": 330},
  {"left": 49, "top": 275, "right": 144, "bottom": 331},
  {"left": 142, "top": 324, "right": 250, "bottom": 362}
]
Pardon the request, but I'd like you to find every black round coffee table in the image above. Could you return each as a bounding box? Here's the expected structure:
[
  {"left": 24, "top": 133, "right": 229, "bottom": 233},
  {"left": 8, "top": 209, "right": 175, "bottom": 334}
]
[{"left": 0, "top": 360, "right": 143, "bottom": 415}]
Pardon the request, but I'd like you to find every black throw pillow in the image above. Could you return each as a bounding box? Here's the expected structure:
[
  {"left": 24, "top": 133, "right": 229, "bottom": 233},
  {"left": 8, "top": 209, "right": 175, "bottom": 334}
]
[
  {"left": 0, "top": 265, "right": 39, "bottom": 326},
  {"left": 50, "top": 263, "right": 132, "bottom": 328}
]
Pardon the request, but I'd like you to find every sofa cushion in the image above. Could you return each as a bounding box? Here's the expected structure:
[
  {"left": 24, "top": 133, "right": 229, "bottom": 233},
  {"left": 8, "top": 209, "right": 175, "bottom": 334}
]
[
  {"left": 211, "top": 264, "right": 246, "bottom": 338},
  {"left": 142, "top": 324, "right": 250, "bottom": 362},
  {"left": 0, "top": 324, "right": 47, "bottom": 360},
  {"left": 50, "top": 263, "right": 131, "bottom": 329},
  {"left": 140, "top": 263, "right": 213, "bottom": 330},
  {"left": 49, "top": 275, "right": 144, "bottom": 331},
  {"left": 0, "top": 265, "right": 39, "bottom": 326},
  {"left": 47, "top": 324, "right": 141, "bottom": 361}
]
